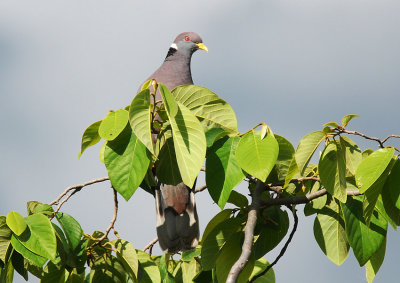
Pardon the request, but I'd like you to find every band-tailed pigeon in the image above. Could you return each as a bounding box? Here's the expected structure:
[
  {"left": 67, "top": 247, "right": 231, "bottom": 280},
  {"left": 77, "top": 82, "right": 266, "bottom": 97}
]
[{"left": 140, "top": 32, "right": 208, "bottom": 253}]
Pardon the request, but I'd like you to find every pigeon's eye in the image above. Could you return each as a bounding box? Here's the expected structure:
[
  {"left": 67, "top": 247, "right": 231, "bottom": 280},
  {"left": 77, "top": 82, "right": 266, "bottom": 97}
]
[{"left": 184, "top": 36, "right": 190, "bottom": 42}]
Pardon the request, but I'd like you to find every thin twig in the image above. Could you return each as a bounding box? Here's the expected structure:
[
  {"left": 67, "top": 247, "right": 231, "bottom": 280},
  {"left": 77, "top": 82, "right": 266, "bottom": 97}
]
[
  {"left": 194, "top": 185, "right": 207, "bottom": 194},
  {"left": 143, "top": 237, "right": 159, "bottom": 256},
  {"left": 249, "top": 206, "right": 299, "bottom": 282},
  {"left": 50, "top": 176, "right": 109, "bottom": 206},
  {"left": 382, "top": 134, "right": 400, "bottom": 144},
  {"left": 338, "top": 129, "right": 385, "bottom": 148},
  {"left": 91, "top": 188, "right": 119, "bottom": 247},
  {"left": 226, "top": 180, "right": 265, "bottom": 283}
]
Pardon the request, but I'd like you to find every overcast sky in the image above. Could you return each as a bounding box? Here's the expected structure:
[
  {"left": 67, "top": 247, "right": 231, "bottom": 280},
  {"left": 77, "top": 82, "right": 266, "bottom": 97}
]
[{"left": 1, "top": 1, "right": 399, "bottom": 282}]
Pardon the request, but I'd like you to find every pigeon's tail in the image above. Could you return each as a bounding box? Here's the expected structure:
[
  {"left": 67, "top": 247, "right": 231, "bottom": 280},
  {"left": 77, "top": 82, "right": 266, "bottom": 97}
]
[{"left": 155, "top": 183, "right": 199, "bottom": 253}]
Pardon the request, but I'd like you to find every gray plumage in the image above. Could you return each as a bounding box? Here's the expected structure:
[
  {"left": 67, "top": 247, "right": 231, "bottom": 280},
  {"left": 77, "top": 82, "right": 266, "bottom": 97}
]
[{"left": 141, "top": 32, "right": 207, "bottom": 253}]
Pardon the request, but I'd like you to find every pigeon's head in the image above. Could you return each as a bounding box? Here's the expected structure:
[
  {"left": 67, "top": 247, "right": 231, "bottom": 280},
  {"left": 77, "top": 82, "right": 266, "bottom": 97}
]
[{"left": 168, "top": 32, "right": 208, "bottom": 58}]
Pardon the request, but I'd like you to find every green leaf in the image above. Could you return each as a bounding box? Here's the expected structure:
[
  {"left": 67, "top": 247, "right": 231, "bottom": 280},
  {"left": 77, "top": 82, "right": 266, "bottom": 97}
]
[
  {"left": 202, "top": 209, "right": 233, "bottom": 241},
  {"left": 342, "top": 196, "right": 387, "bottom": 266},
  {"left": 0, "top": 217, "right": 12, "bottom": 264},
  {"left": 158, "top": 254, "right": 174, "bottom": 283},
  {"left": 42, "top": 261, "right": 67, "bottom": 283},
  {"left": 172, "top": 85, "right": 239, "bottom": 146},
  {"left": 309, "top": 182, "right": 327, "bottom": 210},
  {"left": 159, "top": 84, "right": 206, "bottom": 188},
  {"left": 78, "top": 120, "right": 102, "bottom": 158},
  {"left": 319, "top": 141, "right": 347, "bottom": 203},
  {"left": 6, "top": 211, "right": 27, "bottom": 236},
  {"left": 0, "top": 252, "right": 14, "bottom": 283},
  {"left": 227, "top": 191, "right": 248, "bottom": 208},
  {"left": 181, "top": 247, "right": 201, "bottom": 262},
  {"left": 342, "top": 114, "right": 359, "bottom": 127},
  {"left": 254, "top": 206, "right": 289, "bottom": 259},
  {"left": 339, "top": 136, "right": 362, "bottom": 176},
  {"left": 155, "top": 135, "right": 182, "bottom": 186},
  {"left": 136, "top": 250, "right": 161, "bottom": 283},
  {"left": 283, "top": 156, "right": 300, "bottom": 188},
  {"left": 273, "top": 135, "right": 295, "bottom": 181},
  {"left": 129, "top": 89, "right": 154, "bottom": 154},
  {"left": 105, "top": 125, "right": 151, "bottom": 200},
  {"left": 11, "top": 250, "right": 28, "bottom": 281},
  {"left": 363, "top": 159, "right": 393, "bottom": 226},
  {"left": 366, "top": 238, "right": 386, "bottom": 283},
  {"left": 236, "top": 130, "right": 279, "bottom": 182},
  {"left": 99, "top": 109, "right": 129, "bottom": 141},
  {"left": 17, "top": 214, "right": 57, "bottom": 260},
  {"left": 385, "top": 158, "right": 400, "bottom": 209},
  {"left": 313, "top": 199, "right": 349, "bottom": 265},
  {"left": 100, "top": 141, "right": 107, "bottom": 163},
  {"left": 201, "top": 218, "right": 242, "bottom": 270},
  {"left": 355, "top": 148, "right": 394, "bottom": 193},
  {"left": 27, "top": 201, "right": 54, "bottom": 217},
  {"left": 249, "top": 257, "right": 275, "bottom": 283},
  {"left": 206, "top": 136, "right": 246, "bottom": 209},
  {"left": 215, "top": 232, "right": 254, "bottom": 283},
  {"left": 55, "top": 212, "right": 83, "bottom": 251},
  {"left": 295, "top": 131, "right": 325, "bottom": 175},
  {"left": 181, "top": 259, "right": 199, "bottom": 283},
  {"left": 10, "top": 235, "right": 47, "bottom": 267},
  {"left": 324, "top": 122, "right": 340, "bottom": 128},
  {"left": 111, "top": 239, "right": 139, "bottom": 280}
]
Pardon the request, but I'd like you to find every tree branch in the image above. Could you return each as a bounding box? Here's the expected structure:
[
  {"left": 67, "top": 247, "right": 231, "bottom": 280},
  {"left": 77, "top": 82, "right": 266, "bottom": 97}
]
[
  {"left": 143, "top": 237, "right": 159, "bottom": 256},
  {"left": 91, "top": 187, "right": 119, "bottom": 246},
  {"left": 262, "top": 189, "right": 360, "bottom": 207},
  {"left": 250, "top": 206, "right": 299, "bottom": 282},
  {"left": 226, "top": 180, "right": 265, "bottom": 283},
  {"left": 50, "top": 176, "right": 109, "bottom": 206},
  {"left": 194, "top": 185, "right": 207, "bottom": 193}
]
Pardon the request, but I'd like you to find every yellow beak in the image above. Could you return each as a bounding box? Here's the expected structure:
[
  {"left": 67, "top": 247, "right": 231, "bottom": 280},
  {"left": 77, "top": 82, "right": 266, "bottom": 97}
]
[{"left": 196, "top": 43, "right": 208, "bottom": 52}]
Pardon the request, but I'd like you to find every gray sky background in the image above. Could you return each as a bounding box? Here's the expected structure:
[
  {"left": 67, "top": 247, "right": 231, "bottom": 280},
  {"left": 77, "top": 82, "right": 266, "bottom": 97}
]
[{"left": 1, "top": 1, "right": 399, "bottom": 282}]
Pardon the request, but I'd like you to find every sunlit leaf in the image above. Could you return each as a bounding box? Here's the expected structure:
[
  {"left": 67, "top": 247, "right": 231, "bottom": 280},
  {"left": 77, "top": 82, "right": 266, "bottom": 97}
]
[
  {"left": 366, "top": 238, "right": 386, "bottom": 283},
  {"left": 249, "top": 257, "right": 275, "bottom": 283},
  {"left": 236, "top": 131, "right": 279, "bottom": 182},
  {"left": 341, "top": 114, "right": 359, "bottom": 127},
  {"left": 55, "top": 212, "right": 83, "bottom": 251},
  {"left": 78, "top": 120, "right": 102, "bottom": 158},
  {"left": 99, "top": 109, "right": 129, "bottom": 141},
  {"left": 295, "top": 131, "right": 325, "bottom": 175},
  {"left": 6, "top": 211, "right": 27, "bottom": 236}
]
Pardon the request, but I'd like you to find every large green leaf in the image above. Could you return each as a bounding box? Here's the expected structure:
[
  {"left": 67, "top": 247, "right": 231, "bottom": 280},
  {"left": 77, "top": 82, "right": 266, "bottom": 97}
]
[
  {"left": 202, "top": 209, "right": 233, "bottom": 241},
  {"left": 295, "top": 131, "right": 325, "bottom": 175},
  {"left": 236, "top": 130, "right": 279, "bottom": 182},
  {"left": 313, "top": 199, "right": 349, "bottom": 265},
  {"left": 111, "top": 239, "right": 139, "bottom": 280},
  {"left": 55, "top": 212, "right": 83, "bottom": 251},
  {"left": 99, "top": 109, "right": 129, "bottom": 141},
  {"left": 0, "top": 216, "right": 12, "bottom": 264},
  {"left": 6, "top": 211, "right": 27, "bottom": 236},
  {"left": 339, "top": 136, "right": 362, "bottom": 176},
  {"left": 181, "top": 259, "right": 200, "bottom": 283},
  {"left": 206, "top": 136, "right": 246, "bottom": 209},
  {"left": 159, "top": 84, "right": 206, "bottom": 188},
  {"left": 201, "top": 217, "right": 242, "bottom": 270},
  {"left": 254, "top": 206, "right": 289, "bottom": 259},
  {"left": 172, "top": 85, "right": 238, "bottom": 146},
  {"left": 79, "top": 120, "right": 102, "bottom": 158},
  {"left": 365, "top": 238, "right": 386, "bottom": 283},
  {"left": 355, "top": 148, "right": 394, "bottom": 193},
  {"left": 129, "top": 89, "right": 154, "bottom": 154},
  {"left": 318, "top": 141, "right": 347, "bottom": 203},
  {"left": 158, "top": 254, "right": 174, "bottom": 283},
  {"left": 385, "top": 158, "right": 400, "bottom": 209},
  {"left": 362, "top": 159, "right": 393, "bottom": 227},
  {"left": 16, "top": 214, "right": 57, "bottom": 260},
  {"left": 155, "top": 135, "right": 182, "bottom": 186},
  {"left": 249, "top": 257, "right": 275, "bottom": 283},
  {"left": 136, "top": 250, "right": 161, "bottom": 283},
  {"left": 342, "top": 196, "right": 388, "bottom": 266},
  {"left": 283, "top": 156, "right": 300, "bottom": 188},
  {"left": 105, "top": 125, "right": 151, "bottom": 200},
  {"left": 215, "top": 232, "right": 254, "bottom": 283},
  {"left": 10, "top": 235, "right": 47, "bottom": 267}
]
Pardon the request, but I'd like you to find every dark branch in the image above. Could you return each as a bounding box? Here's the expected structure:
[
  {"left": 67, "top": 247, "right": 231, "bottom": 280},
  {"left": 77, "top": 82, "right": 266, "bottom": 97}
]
[
  {"left": 262, "top": 189, "right": 360, "bottom": 207},
  {"left": 249, "top": 206, "right": 299, "bottom": 282},
  {"left": 382, "top": 134, "right": 400, "bottom": 144},
  {"left": 194, "top": 185, "right": 207, "bottom": 193},
  {"left": 226, "top": 180, "right": 265, "bottom": 283}
]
